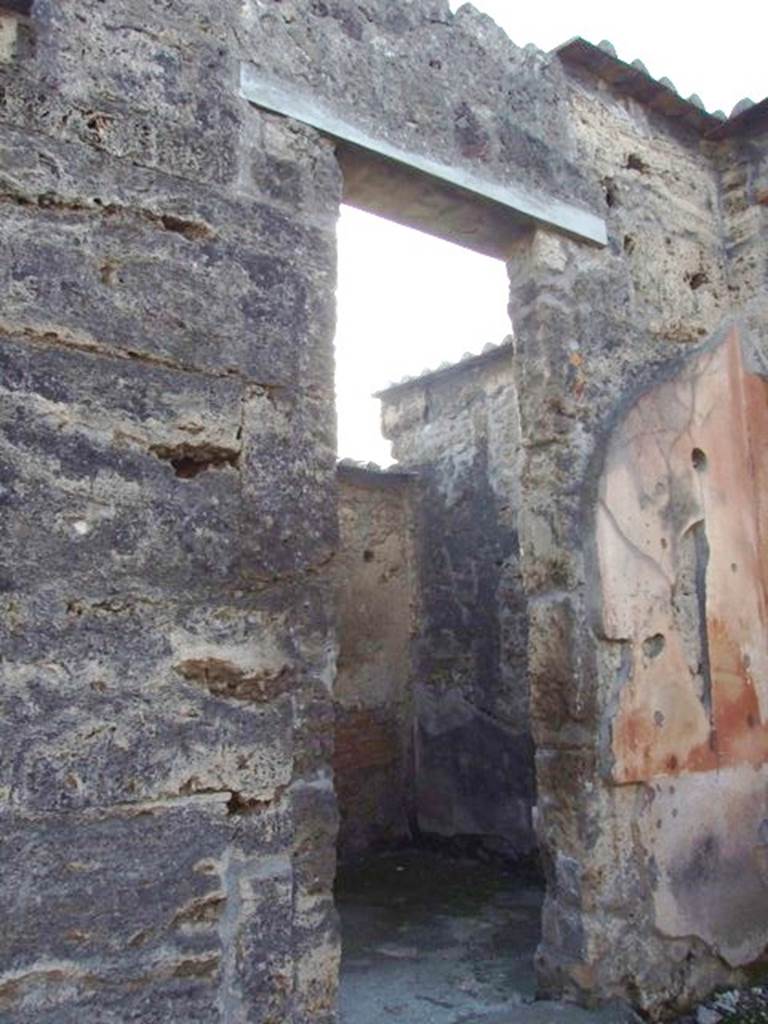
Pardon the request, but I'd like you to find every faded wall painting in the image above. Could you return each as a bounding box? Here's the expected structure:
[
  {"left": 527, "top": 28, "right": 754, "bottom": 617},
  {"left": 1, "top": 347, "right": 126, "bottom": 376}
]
[{"left": 597, "top": 326, "right": 768, "bottom": 784}]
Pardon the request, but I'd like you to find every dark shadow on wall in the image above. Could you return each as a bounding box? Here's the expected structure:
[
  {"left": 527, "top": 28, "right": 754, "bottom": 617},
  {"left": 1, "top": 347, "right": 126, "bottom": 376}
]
[
  {"left": 411, "top": 439, "right": 535, "bottom": 863},
  {"left": 333, "top": 344, "right": 537, "bottom": 872}
]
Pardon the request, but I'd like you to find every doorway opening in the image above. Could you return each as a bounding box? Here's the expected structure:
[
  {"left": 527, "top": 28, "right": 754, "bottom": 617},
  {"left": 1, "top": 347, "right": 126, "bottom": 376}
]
[
  {"left": 334, "top": 204, "right": 511, "bottom": 465},
  {"left": 332, "top": 203, "right": 542, "bottom": 1021}
]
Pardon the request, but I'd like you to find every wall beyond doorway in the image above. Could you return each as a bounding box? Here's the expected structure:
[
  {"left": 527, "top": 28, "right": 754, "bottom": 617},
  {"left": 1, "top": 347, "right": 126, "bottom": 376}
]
[{"left": 334, "top": 341, "right": 536, "bottom": 867}]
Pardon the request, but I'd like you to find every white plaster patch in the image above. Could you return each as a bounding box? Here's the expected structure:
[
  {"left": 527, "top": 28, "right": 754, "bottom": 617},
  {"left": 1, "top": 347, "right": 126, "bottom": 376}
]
[{"left": 0, "top": 15, "right": 18, "bottom": 62}]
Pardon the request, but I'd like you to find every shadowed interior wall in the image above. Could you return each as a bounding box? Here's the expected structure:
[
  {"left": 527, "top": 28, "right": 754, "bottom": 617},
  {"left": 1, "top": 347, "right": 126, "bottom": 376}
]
[
  {"left": 334, "top": 465, "right": 417, "bottom": 859},
  {"left": 379, "top": 343, "right": 535, "bottom": 861}
]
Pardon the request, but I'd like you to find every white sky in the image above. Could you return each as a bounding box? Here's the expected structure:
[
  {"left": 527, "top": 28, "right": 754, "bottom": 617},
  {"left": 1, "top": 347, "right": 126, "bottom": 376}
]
[{"left": 334, "top": 0, "right": 767, "bottom": 465}]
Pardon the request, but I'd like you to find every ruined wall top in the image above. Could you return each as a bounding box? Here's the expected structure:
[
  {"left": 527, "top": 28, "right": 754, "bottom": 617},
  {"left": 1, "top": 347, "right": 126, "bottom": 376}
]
[{"left": 241, "top": 0, "right": 598, "bottom": 213}]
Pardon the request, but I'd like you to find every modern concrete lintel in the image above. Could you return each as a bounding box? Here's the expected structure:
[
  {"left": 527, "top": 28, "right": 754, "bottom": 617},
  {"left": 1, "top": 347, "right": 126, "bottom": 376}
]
[{"left": 240, "top": 63, "right": 607, "bottom": 250}]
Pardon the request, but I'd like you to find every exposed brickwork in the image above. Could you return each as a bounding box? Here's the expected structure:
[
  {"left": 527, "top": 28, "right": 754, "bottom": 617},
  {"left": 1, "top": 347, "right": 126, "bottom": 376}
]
[{"left": 333, "top": 707, "right": 407, "bottom": 852}]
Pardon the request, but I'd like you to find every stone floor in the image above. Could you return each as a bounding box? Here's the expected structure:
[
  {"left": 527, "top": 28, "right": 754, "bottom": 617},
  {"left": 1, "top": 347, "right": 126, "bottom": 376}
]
[{"left": 336, "top": 849, "right": 630, "bottom": 1024}]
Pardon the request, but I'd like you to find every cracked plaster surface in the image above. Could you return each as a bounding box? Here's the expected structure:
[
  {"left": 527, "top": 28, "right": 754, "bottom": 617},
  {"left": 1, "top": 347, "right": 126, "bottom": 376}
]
[{"left": 597, "top": 325, "right": 768, "bottom": 783}]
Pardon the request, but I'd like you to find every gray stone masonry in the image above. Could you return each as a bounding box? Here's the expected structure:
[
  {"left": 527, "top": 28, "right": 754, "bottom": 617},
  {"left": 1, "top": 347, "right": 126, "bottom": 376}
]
[
  {"left": 0, "top": 1, "right": 765, "bottom": 1020},
  {"left": 379, "top": 342, "right": 535, "bottom": 863}
]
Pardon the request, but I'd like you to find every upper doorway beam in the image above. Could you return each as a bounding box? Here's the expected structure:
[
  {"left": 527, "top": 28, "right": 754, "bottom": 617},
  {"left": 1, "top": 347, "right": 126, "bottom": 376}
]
[{"left": 240, "top": 64, "right": 607, "bottom": 257}]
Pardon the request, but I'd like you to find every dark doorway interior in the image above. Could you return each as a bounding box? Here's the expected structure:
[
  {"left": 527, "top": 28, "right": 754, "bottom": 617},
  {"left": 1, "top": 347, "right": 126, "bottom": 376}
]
[{"left": 333, "top": 175, "right": 543, "bottom": 1023}]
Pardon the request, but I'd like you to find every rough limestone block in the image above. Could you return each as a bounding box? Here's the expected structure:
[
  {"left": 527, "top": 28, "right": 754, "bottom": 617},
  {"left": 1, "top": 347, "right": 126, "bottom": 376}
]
[
  {"left": 528, "top": 597, "right": 596, "bottom": 748},
  {"left": 0, "top": 585, "right": 309, "bottom": 812},
  {"left": 290, "top": 780, "right": 340, "bottom": 1023},
  {"left": 0, "top": 125, "right": 338, "bottom": 394},
  {"left": 0, "top": 340, "right": 244, "bottom": 597},
  {"left": 0, "top": 1, "right": 244, "bottom": 187},
  {"left": 0, "top": 797, "right": 295, "bottom": 1023},
  {"left": 0, "top": 1, "right": 328, "bottom": 1020},
  {"left": 240, "top": 390, "right": 338, "bottom": 580},
  {"left": 0, "top": 204, "right": 332, "bottom": 387},
  {"left": 240, "top": 0, "right": 598, "bottom": 210}
]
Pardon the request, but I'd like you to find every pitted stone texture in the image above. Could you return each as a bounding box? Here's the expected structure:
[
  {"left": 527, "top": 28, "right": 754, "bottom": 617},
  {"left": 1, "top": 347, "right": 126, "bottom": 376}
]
[
  {"left": 0, "top": 588, "right": 327, "bottom": 813},
  {"left": 0, "top": 339, "right": 243, "bottom": 597},
  {"left": 0, "top": 341, "right": 337, "bottom": 595},
  {"left": 0, "top": 797, "right": 298, "bottom": 1023},
  {"left": 242, "top": 0, "right": 598, "bottom": 212},
  {"left": 0, "top": 1, "right": 340, "bottom": 1019},
  {"left": 0, "top": 126, "right": 338, "bottom": 390},
  {"left": 507, "top": 80, "right": 767, "bottom": 1007},
  {"left": 718, "top": 128, "right": 768, "bottom": 359},
  {"left": 566, "top": 77, "right": 728, "bottom": 345},
  {"left": 382, "top": 347, "right": 534, "bottom": 860},
  {"left": 0, "top": 1, "right": 247, "bottom": 188}
]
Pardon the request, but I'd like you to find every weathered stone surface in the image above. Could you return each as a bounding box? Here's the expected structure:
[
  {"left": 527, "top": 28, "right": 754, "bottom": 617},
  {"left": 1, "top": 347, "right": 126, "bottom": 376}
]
[
  {"left": 505, "top": 45, "right": 768, "bottom": 1008},
  {"left": 381, "top": 345, "right": 535, "bottom": 860},
  {"left": 240, "top": 391, "right": 338, "bottom": 581},
  {"left": 0, "top": 338, "right": 243, "bottom": 597},
  {"left": 0, "top": 1, "right": 341, "bottom": 1017},
  {"left": 528, "top": 596, "right": 596, "bottom": 749},
  {"left": 415, "top": 686, "right": 534, "bottom": 852},
  {"left": 290, "top": 779, "right": 340, "bottom": 1023},
  {"left": 0, "top": 1, "right": 246, "bottom": 188},
  {"left": 334, "top": 467, "right": 416, "bottom": 857},
  {"left": 0, "top": 129, "right": 337, "bottom": 390},
  {"left": 240, "top": 0, "right": 599, "bottom": 213},
  {"left": 0, "top": 796, "right": 296, "bottom": 1023},
  {"left": 0, "top": 579, "right": 336, "bottom": 808},
  {"left": 2, "top": 0, "right": 766, "bottom": 1019}
]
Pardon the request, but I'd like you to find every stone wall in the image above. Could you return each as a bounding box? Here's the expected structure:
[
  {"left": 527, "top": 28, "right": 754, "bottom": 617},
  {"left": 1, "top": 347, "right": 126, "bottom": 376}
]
[
  {"left": 380, "top": 343, "right": 535, "bottom": 861},
  {"left": 509, "top": 52, "right": 768, "bottom": 1017},
  {"left": 1, "top": 7, "right": 584, "bottom": 1017},
  {"left": 334, "top": 465, "right": 417, "bottom": 860},
  {"left": 0, "top": 2, "right": 342, "bottom": 1020},
  {"left": 722, "top": 123, "right": 768, "bottom": 355},
  {"left": 1, "top": 0, "right": 766, "bottom": 1019}
]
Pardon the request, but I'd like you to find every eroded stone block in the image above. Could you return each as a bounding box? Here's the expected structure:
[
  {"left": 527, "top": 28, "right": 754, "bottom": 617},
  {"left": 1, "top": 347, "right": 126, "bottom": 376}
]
[{"left": 0, "top": 798, "right": 294, "bottom": 1022}]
